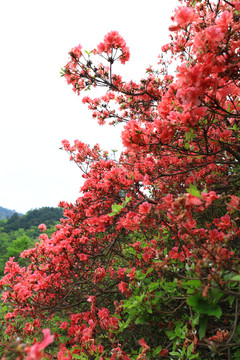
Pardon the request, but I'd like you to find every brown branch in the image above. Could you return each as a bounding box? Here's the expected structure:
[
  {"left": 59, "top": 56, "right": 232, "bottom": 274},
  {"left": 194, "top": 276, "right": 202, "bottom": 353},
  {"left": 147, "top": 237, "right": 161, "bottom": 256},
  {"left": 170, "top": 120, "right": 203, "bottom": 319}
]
[
  {"left": 222, "top": 0, "right": 235, "bottom": 6},
  {"left": 206, "top": 0, "right": 213, "bottom": 12},
  {"left": 224, "top": 145, "right": 240, "bottom": 162}
]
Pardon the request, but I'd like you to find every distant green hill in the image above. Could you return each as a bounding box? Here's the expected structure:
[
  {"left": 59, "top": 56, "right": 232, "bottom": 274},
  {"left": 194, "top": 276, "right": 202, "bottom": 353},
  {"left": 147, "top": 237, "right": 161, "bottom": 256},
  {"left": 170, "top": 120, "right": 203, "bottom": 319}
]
[
  {"left": 0, "top": 206, "right": 23, "bottom": 220},
  {"left": 0, "top": 206, "right": 64, "bottom": 276},
  {"left": 1, "top": 207, "right": 64, "bottom": 232}
]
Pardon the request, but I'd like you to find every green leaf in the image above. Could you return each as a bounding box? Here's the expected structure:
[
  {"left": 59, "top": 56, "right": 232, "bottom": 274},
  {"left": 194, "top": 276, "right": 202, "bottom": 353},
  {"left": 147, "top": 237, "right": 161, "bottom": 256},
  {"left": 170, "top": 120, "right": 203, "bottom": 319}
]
[
  {"left": 236, "top": 325, "right": 240, "bottom": 335},
  {"left": 228, "top": 296, "right": 235, "bottom": 306},
  {"left": 202, "top": 184, "right": 208, "bottom": 193},
  {"left": 224, "top": 272, "right": 236, "bottom": 281},
  {"left": 122, "top": 196, "right": 132, "bottom": 206},
  {"left": 152, "top": 346, "right": 162, "bottom": 358},
  {"left": 211, "top": 289, "right": 224, "bottom": 304},
  {"left": 187, "top": 343, "right": 194, "bottom": 357},
  {"left": 135, "top": 271, "right": 147, "bottom": 280},
  {"left": 185, "top": 129, "right": 193, "bottom": 141},
  {"left": 170, "top": 351, "right": 181, "bottom": 356},
  {"left": 127, "top": 247, "right": 137, "bottom": 255},
  {"left": 72, "top": 355, "right": 87, "bottom": 360},
  {"left": 59, "top": 335, "right": 68, "bottom": 343},
  {"left": 108, "top": 204, "right": 123, "bottom": 216},
  {"left": 192, "top": 313, "right": 199, "bottom": 327},
  {"left": 60, "top": 67, "right": 66, "bottom": 77},
  {"left": 199, "top": 315, "right": 208, "bottom": 339},
  {"left": 146, "top": 267, "right": 154, "bottom": 275},
  {"left": 108, "top": 196, "right": 132, "bottom": 217},
  {"left": 234, "top": 349, "right": 240, "bottom": 359},
  {"left": 187, "top": 294, "right": 222, "bottom": 318},
  {"left": 230, "top": 275, "right": 240, "bottom": 281},
  {"left": 185, "top": 280, "right": 202, "bottom": 288},
  {"left": 148, "top": 281, "right": 159, "bottom": 292},
  {"left": 113, "top": 203, "right": 123, "bottom": 212},
  {"left": 135, "top": 316, "right": 146, "bottom": 324},
  {"left": 119, "top": 315, "right": 133, "bottom": 332},
  {"left": 187, "top": 184, "right": 201, "bottom": 198}
]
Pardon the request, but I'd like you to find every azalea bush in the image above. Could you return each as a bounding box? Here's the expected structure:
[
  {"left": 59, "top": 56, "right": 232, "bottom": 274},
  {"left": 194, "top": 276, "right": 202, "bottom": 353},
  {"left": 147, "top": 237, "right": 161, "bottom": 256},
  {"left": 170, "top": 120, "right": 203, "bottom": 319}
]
[{"left": 1, "top": 0, "right": 240, "bottom": 359}]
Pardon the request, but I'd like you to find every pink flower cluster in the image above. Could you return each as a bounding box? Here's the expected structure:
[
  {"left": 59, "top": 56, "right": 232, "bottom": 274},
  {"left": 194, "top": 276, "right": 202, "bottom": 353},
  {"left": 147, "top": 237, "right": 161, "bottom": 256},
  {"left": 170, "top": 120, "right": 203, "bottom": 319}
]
[{"left": 96, "top": 31, "right": 130, "bottom": 64}]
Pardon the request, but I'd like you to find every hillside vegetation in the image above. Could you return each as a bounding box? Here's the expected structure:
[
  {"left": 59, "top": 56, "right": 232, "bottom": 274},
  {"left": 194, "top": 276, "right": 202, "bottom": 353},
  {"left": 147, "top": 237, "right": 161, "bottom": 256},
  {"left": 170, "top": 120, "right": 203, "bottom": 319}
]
[
  {"left": 0, "top": 207, "right": 63, "bottom": 276},
  {"left": 0, "top": 206, "right": 23, "bottom": 220}
]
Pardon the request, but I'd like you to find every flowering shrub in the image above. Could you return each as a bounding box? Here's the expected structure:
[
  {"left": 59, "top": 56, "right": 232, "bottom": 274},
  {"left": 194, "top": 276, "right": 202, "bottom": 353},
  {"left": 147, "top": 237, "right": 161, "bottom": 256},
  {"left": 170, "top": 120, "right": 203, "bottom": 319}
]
[{"left": 1, "top": 0, "right": 240, "bottom": 359}]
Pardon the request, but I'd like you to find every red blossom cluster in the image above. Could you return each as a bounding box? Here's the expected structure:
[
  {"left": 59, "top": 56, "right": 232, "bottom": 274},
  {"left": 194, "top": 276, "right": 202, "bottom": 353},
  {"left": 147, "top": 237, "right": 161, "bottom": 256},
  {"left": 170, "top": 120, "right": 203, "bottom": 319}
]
[
  {"left": 96, "top": 31, "right": 130, "bottom": 64},
  {"left": 1, "top": 0, "right": 240, "bottom": 359}
]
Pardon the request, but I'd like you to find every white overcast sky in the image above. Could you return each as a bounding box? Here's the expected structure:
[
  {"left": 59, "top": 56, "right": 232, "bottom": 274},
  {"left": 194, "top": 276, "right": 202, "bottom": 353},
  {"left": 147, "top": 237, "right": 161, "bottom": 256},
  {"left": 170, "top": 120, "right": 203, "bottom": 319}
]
[{"left": 0, "top": 0, "right": 178, "bottom": 214}]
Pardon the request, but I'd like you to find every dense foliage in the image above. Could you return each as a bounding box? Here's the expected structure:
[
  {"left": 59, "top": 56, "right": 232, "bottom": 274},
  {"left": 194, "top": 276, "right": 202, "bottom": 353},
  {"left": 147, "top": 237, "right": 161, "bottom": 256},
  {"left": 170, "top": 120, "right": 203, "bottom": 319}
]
[{"left": 1, "top": 0, "right": 240, "bottom": 359}]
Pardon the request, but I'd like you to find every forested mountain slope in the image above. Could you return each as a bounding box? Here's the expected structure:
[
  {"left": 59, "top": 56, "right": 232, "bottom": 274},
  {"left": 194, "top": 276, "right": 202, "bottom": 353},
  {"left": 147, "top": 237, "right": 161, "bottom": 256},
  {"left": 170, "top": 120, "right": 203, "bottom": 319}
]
[
  {"left": 0, "top": 206, "right": 23, "bottom": 220},
  {"left": 0, "top": 207, "right": 63, "bottom": 275}
]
